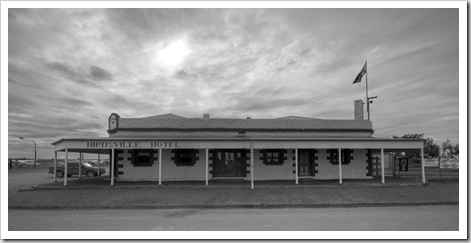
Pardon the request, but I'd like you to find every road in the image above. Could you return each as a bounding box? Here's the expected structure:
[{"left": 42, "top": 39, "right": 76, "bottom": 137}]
[{"left": 9, "top": 205, "right": 458, "bottom": 231}]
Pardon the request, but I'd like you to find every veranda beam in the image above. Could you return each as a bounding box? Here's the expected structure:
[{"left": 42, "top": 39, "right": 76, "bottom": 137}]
[
  {"left": 338, "top": 148, "right": 342, "bottom": 184},
  {"left": 421, "top": 147, "right": 426, "bottom": 184},
  {"left": 250, "top": 142, "right": 254, "bottom": 189},
  {"left": 381, "top": 148, "right": 385, "bottom": 184},
  {"left": 295, "top": 148, "right": 298, "bottom": 185},
  {"left": 64, "top": 148, "right": 68, "bottom": 187},
  {"left": 111, "top": 148, "right": 115, "bottom": 186},
  {"left": 205, "top": 148, "right": 209, "bottom": 186},
  {"left": 78, "top": 152, "right": 82, "bottom": 179},
  {"left": 53, "top": 151, "right": 57, "bottom": 182},
  {"left": 97, "top": 153, "right": 101, "bottom": 175},
  {"left": 159, "top": 148, "right": 162, "bottom": 186}
]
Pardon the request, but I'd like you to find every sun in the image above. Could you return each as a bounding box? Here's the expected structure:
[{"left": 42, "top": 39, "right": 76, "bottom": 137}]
[{"left": 155, "top": 39, "right": 190, "bottom": 68}]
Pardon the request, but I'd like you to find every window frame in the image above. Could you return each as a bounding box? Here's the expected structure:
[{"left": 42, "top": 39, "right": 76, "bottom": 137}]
[
  {"left": 261, "top": 149, "right": 285, "bottom": 165},
  {"left": 328, "top": 149, "right": 352, "bottom": 165},
  {"left": 132, "top": 149, "right": 154, "bottom": 167}
]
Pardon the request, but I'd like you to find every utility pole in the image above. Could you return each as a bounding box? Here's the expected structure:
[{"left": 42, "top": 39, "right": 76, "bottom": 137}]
[
  {"left": 367, "top": 96, "right": 378, "bottom": 120},
  {"left": 19, "top": 137, "right": 37, "bottom": 168}
]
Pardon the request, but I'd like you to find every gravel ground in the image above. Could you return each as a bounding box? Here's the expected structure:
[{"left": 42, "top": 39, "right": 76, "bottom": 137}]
[
  {"left": 8, "top": 181, "right": 458, "bottom": 209},
  {"left": 8, "top": 167, "right": 459, "bottom": 209}
]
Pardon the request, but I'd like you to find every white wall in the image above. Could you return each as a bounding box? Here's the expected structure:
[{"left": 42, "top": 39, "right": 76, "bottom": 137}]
[
  {"left": 117, "top": 148, "right": 372, "bottom": 181},
  {"left": 161, "top": 149, "right": 207, "bottom": 181},
  {"left": 253, "top": 149, "right": 294, "bottom": 181},
  {"left": 117, "top": 149, "right": 159, "bottom": 181},
  {"left": 316, "top": 149, "right": 372, "bottom": 180}
]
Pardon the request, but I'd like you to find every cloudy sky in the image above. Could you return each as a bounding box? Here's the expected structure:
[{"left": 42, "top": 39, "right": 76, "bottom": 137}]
[{"left": 7, "top": 7, "right": 460, "bottom": 159}]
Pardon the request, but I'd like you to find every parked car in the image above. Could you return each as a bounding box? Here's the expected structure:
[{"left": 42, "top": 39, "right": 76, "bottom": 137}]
[
  {"left": 48, "top": 162, "right": 105, "bottom": 178},
  {"left": 16, "top": 160, "right": 35, "bottom": 167},
  {"left": 88, "top": 160, "right": 106, "bottom": 167}
]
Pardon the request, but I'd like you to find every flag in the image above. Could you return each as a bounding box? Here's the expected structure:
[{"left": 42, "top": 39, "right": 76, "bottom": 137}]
[{"left": 352, "top": 62, "right": 367, "bottom": 84}]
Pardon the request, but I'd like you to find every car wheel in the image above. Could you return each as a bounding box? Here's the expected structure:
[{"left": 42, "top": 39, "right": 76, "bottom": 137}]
[
  {"left": 86, "top": 170, "right": 96, "bottom": 177},
  {"left": 56, "top": 170, "right": 64, "bottom": 178}
]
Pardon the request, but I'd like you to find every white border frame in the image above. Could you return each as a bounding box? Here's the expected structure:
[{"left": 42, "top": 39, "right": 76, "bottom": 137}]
[{"left": 2, "top": 1, "right": 466, "bottom": 240}]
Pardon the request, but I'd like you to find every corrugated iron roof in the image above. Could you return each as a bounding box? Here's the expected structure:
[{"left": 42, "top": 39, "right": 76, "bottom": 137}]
[{"left": 117, "top": 114, "right": 372, "bottom": 130}]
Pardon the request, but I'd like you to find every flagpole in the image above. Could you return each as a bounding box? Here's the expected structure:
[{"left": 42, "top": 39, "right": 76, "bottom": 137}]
[{"left": 365, "top": 60, "right": 369, "bottom": 120}]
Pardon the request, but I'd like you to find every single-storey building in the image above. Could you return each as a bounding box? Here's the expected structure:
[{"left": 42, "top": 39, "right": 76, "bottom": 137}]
[{"left": 51, "top": 100, "right": 426, "bottom": 188}]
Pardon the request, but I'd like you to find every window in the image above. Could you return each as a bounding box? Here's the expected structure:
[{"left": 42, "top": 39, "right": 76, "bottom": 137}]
[
  {"left": 132, "top": 150, "right": 154, "bottom": 167},
  {"left": 261, "top": 149, "right": 285, "bottom": 165},
  {"left": 328, "top": 149, "right": 352, "bottom": 165},
  {"left": 174, "top": 149, "right": 198, "bottom": 166}
]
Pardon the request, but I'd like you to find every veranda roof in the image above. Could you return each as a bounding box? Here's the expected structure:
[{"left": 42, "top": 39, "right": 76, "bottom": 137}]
[{"left": 52, "top": 137, "right": 424, "bottom": 152}]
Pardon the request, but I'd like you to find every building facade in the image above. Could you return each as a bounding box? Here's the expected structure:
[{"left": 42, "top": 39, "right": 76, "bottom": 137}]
[{"left": 52, "top": 100, "right": 426, "bottom": 187}]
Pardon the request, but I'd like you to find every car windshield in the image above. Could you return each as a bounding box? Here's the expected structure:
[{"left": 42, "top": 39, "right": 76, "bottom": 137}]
[{"left": 56, "top": 162, "right": 98, "bottom": 167}]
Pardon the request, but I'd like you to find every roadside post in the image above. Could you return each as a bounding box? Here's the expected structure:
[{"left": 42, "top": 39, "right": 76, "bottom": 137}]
[{"left": 438, "top": 157, "right": 442, "bottom": 179}]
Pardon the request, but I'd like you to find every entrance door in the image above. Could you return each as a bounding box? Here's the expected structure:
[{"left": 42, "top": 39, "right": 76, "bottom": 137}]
[
  {"left": 212, "top": 149, "right": 247, "bottom": 177},
  {"left": 298, "top": 149, "right": 314, "bottom": 176}
]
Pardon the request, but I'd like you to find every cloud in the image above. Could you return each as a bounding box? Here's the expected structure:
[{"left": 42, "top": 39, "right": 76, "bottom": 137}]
[
  {"left": 47, "top": 62, "right": 115, "bottom": 85},
  {"left": 7, "top": 8, "right": 461, "bottom": 159},
  {"left": 46, "top": 62, "right": 93, "bottom": 85},
  {"left": 175, "top": 69, "right": 197, "bottom": 81},
  {"left": 90, "top": 65, "right": 113, "bottom": 81}
]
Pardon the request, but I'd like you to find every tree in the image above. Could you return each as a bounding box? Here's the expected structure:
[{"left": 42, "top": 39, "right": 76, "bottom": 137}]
[
  {"left": 398, "top": 134, "right": 424, "bottom": 158},
  {"left": 396, "top": 134, "right": 440, "bottom": 158},
  {"left": 424, "top": 137, "right": 440, "bottom": 158},
  {"left": 453, "top": 143, "right": 459, "bottom": 155},
  {"left": 441, "top": 139, "right": 452, "bottom": 157},
  {"left": 401, "top": 133, "right": 424, "bottom": 139},
  {"left": 442, "top": 139, "right": 458, "bottom": 157}
]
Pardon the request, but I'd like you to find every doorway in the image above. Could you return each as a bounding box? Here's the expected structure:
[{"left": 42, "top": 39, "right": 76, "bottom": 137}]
[
  {"left": 212, "top": 149, "right": 247, "bottom": 177},
  {"left": 298, "top": 149, "right": 316, "bottom": 176}
]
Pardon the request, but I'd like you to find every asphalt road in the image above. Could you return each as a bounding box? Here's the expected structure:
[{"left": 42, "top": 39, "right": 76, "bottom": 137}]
[{"left": 9, "top": 205, "right": 458, "bottom": 231}]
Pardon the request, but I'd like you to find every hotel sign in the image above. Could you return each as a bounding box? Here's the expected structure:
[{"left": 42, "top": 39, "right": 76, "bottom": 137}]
[
  {"left": 86, "top": 141, "right": 180, "bottom": 149},
  {"left": 54, "top": 138, "right": 424, "bottom": 151}
]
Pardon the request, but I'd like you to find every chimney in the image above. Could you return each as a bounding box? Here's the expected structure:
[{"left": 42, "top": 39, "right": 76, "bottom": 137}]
[
  {"left": 354, "top": 100, "right": 364, "bottom": 120},
  {"left": 203, "top": 114, "right": 210, "bottom": 119}
]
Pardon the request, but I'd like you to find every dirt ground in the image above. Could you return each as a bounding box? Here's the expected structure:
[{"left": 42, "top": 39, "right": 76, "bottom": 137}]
[{"left": 8, "top": 167, "right": 458, "bottom": 210}]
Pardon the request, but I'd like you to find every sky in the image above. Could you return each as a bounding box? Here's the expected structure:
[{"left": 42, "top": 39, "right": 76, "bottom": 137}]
[{"left": 6, "top": 7, "right": 460, "bottom": 159}]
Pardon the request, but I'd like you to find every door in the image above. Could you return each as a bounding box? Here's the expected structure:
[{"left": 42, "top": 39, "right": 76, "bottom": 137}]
[
  {"left": 212, "top": 150, "right": 247, "bottom": 177},
  {"left": 298, "top": 149, "right": 313, "bottom": 176}
]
